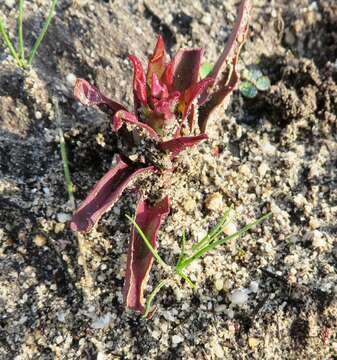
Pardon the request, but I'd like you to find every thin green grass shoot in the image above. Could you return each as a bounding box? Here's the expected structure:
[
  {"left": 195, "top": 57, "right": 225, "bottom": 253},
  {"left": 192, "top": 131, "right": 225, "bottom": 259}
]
[
  {"left": 127, "top": 209, "right": 272, "bottom": 318},
  {"left": 0, "top": 0, "right": 58, "bottom": 68}
]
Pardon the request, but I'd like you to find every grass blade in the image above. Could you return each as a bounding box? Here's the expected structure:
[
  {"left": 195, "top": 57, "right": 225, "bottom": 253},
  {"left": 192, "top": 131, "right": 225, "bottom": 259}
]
[
  {"left": 143, "top": 279, "right": 169, "bottom": 319},
  {"left": 18, "top": 0, "right": 25, "bottom": 62},
  {"left": 0, "top": 20, "right": 23, "bottom": 67},
  {"left": 126, "top": 214, "right": 168, "bottom": 269},
  {"left": 180, "top": 212, "right": 272, "bottom": 270},
  {"left": 53, "top": 98, "right": 75, "bottom": 208},
  {"left": 27, "top": 0, "right": 57, "bottom": 65},
  {"left": 191, "top": 207, "right": 232, "bottom": 252}
]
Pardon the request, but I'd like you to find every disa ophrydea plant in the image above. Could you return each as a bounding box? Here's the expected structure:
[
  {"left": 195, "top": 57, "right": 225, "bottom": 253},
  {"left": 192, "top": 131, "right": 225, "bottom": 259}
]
[{"left": 70, "top": 0, "right": 270, "bottom": 318}]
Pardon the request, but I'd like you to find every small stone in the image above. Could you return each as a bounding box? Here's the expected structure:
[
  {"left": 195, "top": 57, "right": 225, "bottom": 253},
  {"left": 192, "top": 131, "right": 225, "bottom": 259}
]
[
  {"left": 214, "top": 278, "right": 224, "bottom": 291},
  {"left": 54, "top": 223, "right": 65, "bottom": 234},
  {"left": 97, "top": 353, "right": 106, "bottom": 360},
  {"left": 35, "top": 111, "right": 42, "bottom": 120},
  {"left": 258, "top": 162, "right": 269, "bottom": 178},
  {"left": 172, "top": 334, "right": 184, "bottom": 345},
  {"left": 66, "top": 73, "right": 77, "bottom": 86},
  {"left": 55, "top": 335, "right": 63, "bottom": 344},
  {"left": 228, "top": 288, "right": 249, "bottom": 306},
  {"left": 91, "top": 313, "right": 112, "bottom": 329},
  {"left": 249, "top": 281, "right": 259, "bottom": 293},
  {"left": 201, "top": 13, "right": 212, "bottom": 26},
  {"left": 226, "top": 308, "right": 234, "bottom": 319},
  {"left": 311, "top": 230, "right": 326, "bottom": 249},
  {"left": 215, "top": 304, "right": 227, "bottom": 313},
  {"left": 309, "top": 217, "right": 320, "bottom": 230},
  {"left": 57, "top": 311, "right": 66, "bottom": 322},
  {"left": 248, "top": 337, "right": 259, "bottom": 349},
  {"left": 184, "top": 197, "right": 197, "bottom": 213},
  {"left": 57, "top": 213, "right": 71, "bottom": 223},
  {"left": 205, "top": 192, "right": 223, "bottom": 211},
  {"left": 213, "top": 341, "right": 224, "bottom": 358},
  {"left": 239, "top": 164, "right": 251, "bottom": 178},
  {"left": 5, "top": 0, "right": 15, "bottom": 8},
  {"left": 222, "top": 222, "right": 237, "bottom": 236},
  {"left": 34, "top": 234, "right": 47, "bottom": 247}
]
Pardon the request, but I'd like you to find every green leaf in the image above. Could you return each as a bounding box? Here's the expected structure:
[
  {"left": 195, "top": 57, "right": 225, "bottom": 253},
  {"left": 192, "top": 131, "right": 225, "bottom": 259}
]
[
  {"left": 200, "top": 63, "right": 213, "bottom": 79},
  {"left": 239, "top": 81, "right": 258, "bottom": 98},
  {"left": 256, "top": 76, "right": 271, "bottom": 91},
  {"left": 242, "top": 68, "right": 262, "bottom": 82}
]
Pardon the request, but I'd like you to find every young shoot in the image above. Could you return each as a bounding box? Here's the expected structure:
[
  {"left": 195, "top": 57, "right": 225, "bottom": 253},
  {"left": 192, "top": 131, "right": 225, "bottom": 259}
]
[
  {"left": 0, "top": 0, "right": 58, "bottom": 68},
  {"left": 239, "top": 67, "right": 271, "bottom": 98},
  {"left": 127, "top": 209, "right": 272, "bottom": 318}
]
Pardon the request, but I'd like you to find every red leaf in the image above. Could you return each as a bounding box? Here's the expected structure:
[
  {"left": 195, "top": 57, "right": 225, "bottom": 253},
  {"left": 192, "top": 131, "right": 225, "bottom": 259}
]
[
  {"left": 198, "top": 0, "right": 251, "bottom": 132},
  {"left": 161, "top": 61, "right": 174, "bottom": 90},
  {"left": 150, "top": 73, "right": 168, "bottom": 98},
  {"left": 171, "top": 48, "right": 204, "bottom": 92},
  {"left": 160, "top": 134, "right": 208, "bottom": 157},
  {"left": 70, "top": 156, "right": 154, "bottom": 233},
  {"left": 112, "top": 110, "right": 161, "bottom": 141},
  {"left": 123, "top": 196, "right": 170, "bottom": 315},
  {"left": 74, "top": 78, "right": 126, "bottom": 114},
  {"left": 129, "top": 55, "right": 148, "bottom": 107},
  {"left": 181, "top": 77, "right": 214, "bottom": 120},
  {"left": 147, "top": 36, "right": 167, "bottom": 86}
]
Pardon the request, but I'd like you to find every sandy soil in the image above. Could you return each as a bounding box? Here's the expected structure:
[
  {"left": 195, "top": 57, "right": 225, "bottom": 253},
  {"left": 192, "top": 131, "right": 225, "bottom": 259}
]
[{"left": 0, "top": 0, "right": 336, "bottom": 359}]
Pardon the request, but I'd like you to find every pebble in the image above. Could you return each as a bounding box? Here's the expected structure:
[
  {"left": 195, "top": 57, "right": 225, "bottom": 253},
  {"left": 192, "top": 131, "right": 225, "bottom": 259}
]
[
  {"left": 201, "top": 13, "right": 212, "bottom": 27},
  {"left": 66, "top": 73, "right": 77, "bottom": 86},
  {"left": 54, "top": 223, "right": 65, "bottom": 234},
  {"left": 311, "top": 230, "right": 326, "bottom": 249},
  {"left": 239, "top": 164, "right": 251, "bottom": 178},
  {"left": 248, "top": 337, "right": 260, "bottom": 349},
  {"left": 35, "top": 111, "right": 42, "bottom": 120},
  {"left": 214, "top": 278, "right": 224, "bottom": 291},
  {"left": 91, "top": 313, "right": 112, "bottom": 329},
  {"left": 172, "top": 334, "right": 184, "bottom": 345},
  {"left": 258, "top": 162, "right": 269, "bottom": 178},
  {"left": 33, "top": 234, "right": 47, "bottom": 247},
  {"left": 5, "top": 0, "right": 15, "bottom": 7},
  {"left": 228, "top": 288, "right": 249, "bottom": 305},
  {"left": 309, "top": 217, "right": 320, "bottom": 230},
  {"left": 57, "top": 213, "right": 71, "bottom": 223},
  {"left": 215, "top": 304, "right": 227, "bottom": 313},
  {"left": 249, "top": 281, "right": 259, "bottom": 293},
  {"left": 97, "top": 353, "right": 106, "bottom": 360},
  {"left": 213, "top": 341, "right": 224, "bottom": 358},
  {"left": 184, "top": 197, "right": 197, "bottom": 213},
  {"left": 205, "top": 192, "right": 223, "bottom": 211},
  {"left": 222, "top": 222, "right": 237, "bottom": 236}
]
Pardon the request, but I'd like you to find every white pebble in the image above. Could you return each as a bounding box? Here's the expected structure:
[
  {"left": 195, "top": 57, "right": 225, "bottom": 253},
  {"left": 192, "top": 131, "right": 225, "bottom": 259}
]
[
  {"left": 91, "top": 313, "right": 112, "bottom": 329},
  {"left": 222, "top": 222, "right": 237, "bottom": 236},
  {"left": 97, "top": 353, "right": 106, "bottom": 360},
  {"left": 214, "top": 278, "right": 224, "bottom": 291},
  {"left": 258, "top": 162, "right": 269, "bottom": 178},
  {"left": 205, "top": 192, "right": 223, "bottom": 211},
  {"left": 35, "top": 111, "right": 42, "bottom": 120},
  {"left": 201, "top": 13, "right": 212, "bottom": 26},
  {"left": 215, "top": 304, "right": 227, "bottom": 313},
  {"left": 66, "top": 73, "right": 77, "bottom": 87},
  {"left": 172, "top": 334, "right": 184, "bottom": 345},
  {"left": 226, "top": 308, "right": 234, "bottom": 319},
  {"left": 5, "top": 0, "right": 15, "bottom": 7},
  {"left": 311, "top": 230, "right": 326, "bottom": 249},
  {"left": 249, "top": 281, "right": 259, "bottom": 293},
  {"left": 228, "top": 288, "right": 249, "bottom": 306},
  {"left": 57, "top": 213, "right": 71, "bottom": 223}
]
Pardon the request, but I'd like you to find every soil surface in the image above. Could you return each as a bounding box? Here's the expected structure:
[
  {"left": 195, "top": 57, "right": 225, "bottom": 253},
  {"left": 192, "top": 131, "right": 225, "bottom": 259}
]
[{"left": 0, "top": 0, "right": 336, "bottom": 359}]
